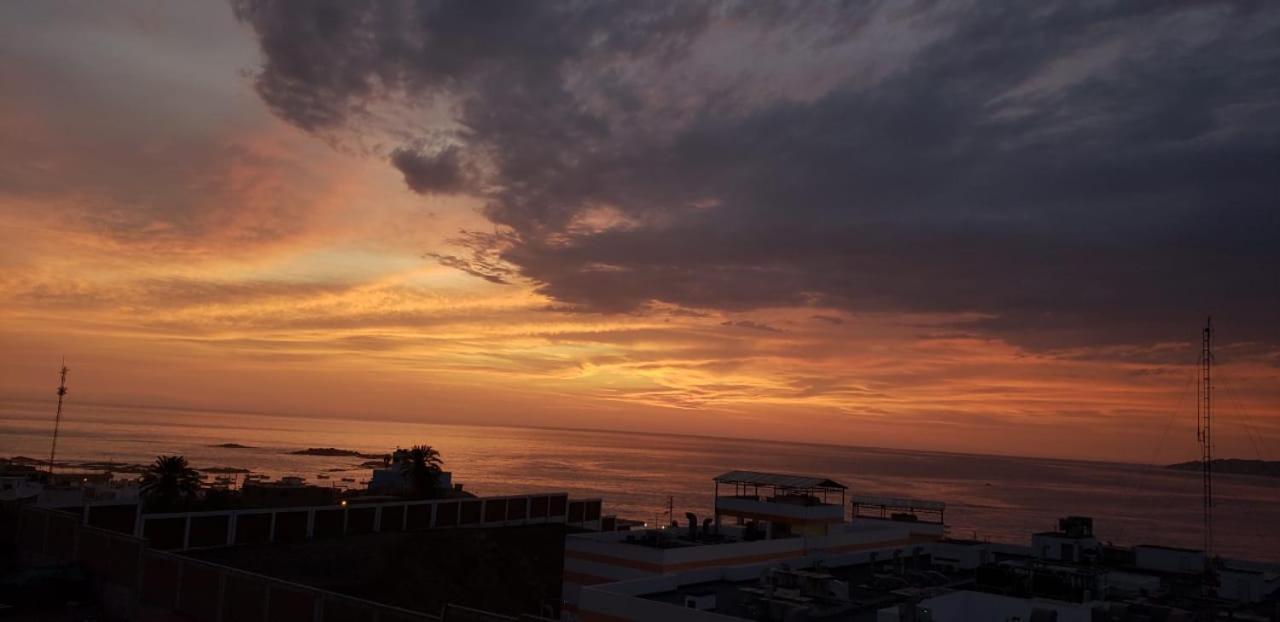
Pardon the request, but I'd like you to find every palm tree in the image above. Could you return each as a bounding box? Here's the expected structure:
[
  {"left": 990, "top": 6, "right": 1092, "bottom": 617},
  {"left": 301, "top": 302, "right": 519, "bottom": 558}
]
[
  {"left": 398, "top": 445, "right": 444, "bottom": 499},
  {"left": 140, "top": 455, "right": 200, "bottom": 511}
]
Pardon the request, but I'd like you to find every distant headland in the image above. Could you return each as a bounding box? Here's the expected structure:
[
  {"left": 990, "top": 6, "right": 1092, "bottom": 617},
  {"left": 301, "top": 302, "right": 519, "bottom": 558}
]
[{"left": 1166, "top": 459, "right": 1280, "bottom": 478}]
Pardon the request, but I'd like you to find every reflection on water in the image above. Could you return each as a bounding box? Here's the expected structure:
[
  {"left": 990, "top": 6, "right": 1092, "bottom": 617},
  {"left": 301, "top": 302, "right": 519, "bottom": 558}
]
[{"left": 2, "top": 402, "right": 1277, "bottom": 560}]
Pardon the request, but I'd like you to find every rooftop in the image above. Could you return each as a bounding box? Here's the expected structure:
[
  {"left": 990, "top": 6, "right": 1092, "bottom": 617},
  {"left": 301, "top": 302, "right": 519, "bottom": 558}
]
[
  {"left": 634, "top": 555, "right": 953, "bottom": 620},
  {"left": 1134, "top": 544, "right": 1203, "bottom": 554},
  {"left": 713, "top": 470, "right": 846, "bottom": 491},
  {"left": 851, "top": 495, "right": 945, "bottom": 512}
]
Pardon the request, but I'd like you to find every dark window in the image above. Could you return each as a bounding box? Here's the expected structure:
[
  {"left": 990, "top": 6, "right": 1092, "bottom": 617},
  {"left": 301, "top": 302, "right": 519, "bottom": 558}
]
[
  {"left": 549, "top": 495, "right": 568, "bottom": 517},
  {"left": 484, "top": 499, "right": 507, "bottom": 523},
  {"left": 143, "top": 517, "right": 186, "bottom": 550},
  {"left": 188, "top": 515, "right": 229, "bottom": 548},
  {"left": 530, "top": 496, "right": 549, "bottom": 518},
  {"left": 407, "top": 503, "right": 432, "bottom": 529},
  {"left": 346, "top": 507, "right": 376, "bottom": 534},
  {"left": 312, "top": 509, "right": 343, "bottom": 539},
  {"left": 436, "top": 501, "right": 459, "bottom": 527},
  {"left": 235, "top": 513, "right": 271, "bottom": 545},
  {"left": 273, "top": 511, "right": 308, "bottom": 543},
  {"left": 507, "top": 498, "right": 527, "bottom": 521},
  {"left": 459, "top": 500, "right": 482, "bottom": 525},
  {"left": 380, "top": 505, "right": 405, "bottom": 532}
]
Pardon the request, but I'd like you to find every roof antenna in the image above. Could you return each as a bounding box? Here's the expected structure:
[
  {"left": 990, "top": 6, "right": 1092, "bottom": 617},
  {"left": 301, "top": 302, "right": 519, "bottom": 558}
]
[
  {"left": 48, "top": 359, "right": 69, "bottom": 478},
  {"left": 1197, "top": 317, "right": 1214, "bottom": 581}
]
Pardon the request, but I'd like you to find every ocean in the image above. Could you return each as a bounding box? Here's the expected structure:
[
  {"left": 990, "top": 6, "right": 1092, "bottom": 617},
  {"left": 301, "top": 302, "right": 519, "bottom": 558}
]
[{"left": 2, "top": 401, "right": 1277, "bottom": 561}]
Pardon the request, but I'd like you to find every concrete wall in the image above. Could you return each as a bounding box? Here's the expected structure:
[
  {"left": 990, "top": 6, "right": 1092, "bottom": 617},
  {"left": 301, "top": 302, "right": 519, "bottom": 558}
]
[
  {"left": 1133, "top": 545, "right": 1205, "bottom": 575},
  {"left": 16, "top": 505, "right": 440, "bottom": 622},
  {"left": 713, "top": 497, "right": 843, "bottom": 522},
  {"left": 132, "top": 493, "right": 580, "bottom": 551},
  {"left": 1219, "top": 567, "right": 1280, "bottom": 603}
]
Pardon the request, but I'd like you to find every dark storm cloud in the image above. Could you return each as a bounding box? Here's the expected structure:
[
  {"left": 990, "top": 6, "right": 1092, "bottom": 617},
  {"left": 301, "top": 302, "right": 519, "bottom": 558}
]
[
  {"left": 423, "top": 230, "right": 515, "bottom": 284},
  {"left": 428, "top": 252, "right": 510, "bottom": 285},
  {"left": 232, "top": 0, "right": 1280, "bottom": 352},
  {"left": 391, "top": 146, "right": 465, "bottom": 194}
]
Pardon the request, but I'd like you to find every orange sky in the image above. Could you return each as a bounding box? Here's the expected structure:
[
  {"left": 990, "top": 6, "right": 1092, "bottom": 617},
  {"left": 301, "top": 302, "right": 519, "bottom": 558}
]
[{"left": 1, "top": 2, "right": 1277, "bottom": 463}]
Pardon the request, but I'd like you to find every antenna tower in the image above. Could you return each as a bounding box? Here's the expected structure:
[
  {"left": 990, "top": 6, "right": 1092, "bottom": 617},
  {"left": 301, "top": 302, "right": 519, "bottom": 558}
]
[
  {"left": 48, "top": 361, "right": 69, "bottom": 477},
  {"left": 1196, "top": 318, "right": 1213, "bottom": 569}
]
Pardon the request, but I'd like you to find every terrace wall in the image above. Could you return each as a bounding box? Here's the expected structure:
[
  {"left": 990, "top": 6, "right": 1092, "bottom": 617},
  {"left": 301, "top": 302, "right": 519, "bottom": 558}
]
[
  {"left": 17, "top": 504, "right": 577, "bottom": 621},
  {"left": 49, "top": 494, "right": 598, "bottom": 552},
  {"left": 16, "top": 505, "right": 439, "bottom": 621}
]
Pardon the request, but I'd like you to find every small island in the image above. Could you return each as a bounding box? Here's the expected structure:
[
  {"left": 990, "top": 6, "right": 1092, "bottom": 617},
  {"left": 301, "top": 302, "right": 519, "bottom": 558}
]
[
  {"left": 289, "top": 447, "right": 384, "bottom": 459},
  {"left": 202, "top": 466, "right": 253, "bottom": 474},
  {"left": 77, "top": 461, "right": 150, "bottom": 474},
  {"left": 1166, "top": 459, "right": 1280, "bottom": 478},
  {"left": 211, "top": 443, "right": 255, "bottom": 449}
]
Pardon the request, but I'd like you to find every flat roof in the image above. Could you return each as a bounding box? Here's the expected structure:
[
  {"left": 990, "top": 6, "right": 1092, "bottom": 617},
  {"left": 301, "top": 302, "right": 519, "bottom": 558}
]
[
  {"left": 639, "top": 560, "right": 931, "bottom": 618},
  {"left": 851, "top": 495, "right": 944, "bottom": 511},
  {"left": 714, "top": 470, "right": 847, "bottom": 490},
  {"left": 1135, "top": 544, "right": 1203, "bottom": 554},
  {"left": 1032, "top": 531, "right": 1092, "bottom": 538}
]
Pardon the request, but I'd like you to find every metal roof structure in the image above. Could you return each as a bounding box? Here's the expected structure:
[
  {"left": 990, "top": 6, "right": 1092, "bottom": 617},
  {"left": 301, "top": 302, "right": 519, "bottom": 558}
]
[{"left": 713, "top": 470, "right": 847, "bottom": 491}]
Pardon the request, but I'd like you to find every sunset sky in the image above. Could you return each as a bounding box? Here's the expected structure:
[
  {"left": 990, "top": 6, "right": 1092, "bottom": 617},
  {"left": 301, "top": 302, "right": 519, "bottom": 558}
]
[{"left": 1, "top": 1, "right": 1277, "bottom": 462}]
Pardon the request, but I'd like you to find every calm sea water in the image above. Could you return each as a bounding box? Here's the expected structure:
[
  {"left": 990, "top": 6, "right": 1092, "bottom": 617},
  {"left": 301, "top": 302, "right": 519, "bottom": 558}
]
[{"left": 2, "top": 401, "right": 1277, "bottom": 561}]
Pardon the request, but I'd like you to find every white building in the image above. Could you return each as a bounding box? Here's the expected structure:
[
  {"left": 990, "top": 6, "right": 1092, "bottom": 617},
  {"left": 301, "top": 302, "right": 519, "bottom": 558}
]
[
  {"left": 877, "top": 590, "right": 1097, "bottom": 622},
  {"left": 367, "top": 451, "right": 453, "bottom": 495},
  {"left": 1032, "top": 516, "right": 1101, "bottom": 563},
  {"left": 563, "top": 470, "right": 947, "bottom": 619}
]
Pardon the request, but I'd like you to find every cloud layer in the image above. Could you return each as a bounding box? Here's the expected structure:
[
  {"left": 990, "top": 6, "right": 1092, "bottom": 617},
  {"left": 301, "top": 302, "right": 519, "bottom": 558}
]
[
  {"left": 232, "top": 0, "right": 1280, "bottom": 353},
  {"left": 1, "top": 2, "right": 1277, "bottom": 463}
]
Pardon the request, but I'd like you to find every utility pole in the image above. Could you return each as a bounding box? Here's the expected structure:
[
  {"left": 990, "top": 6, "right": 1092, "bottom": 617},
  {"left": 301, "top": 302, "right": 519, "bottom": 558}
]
[{"left": 48, "top": 360, "right": 69, "bottom": 478}]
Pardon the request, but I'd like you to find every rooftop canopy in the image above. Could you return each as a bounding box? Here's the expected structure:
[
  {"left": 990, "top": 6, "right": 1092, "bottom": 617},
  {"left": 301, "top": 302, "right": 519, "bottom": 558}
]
[{"left": 713, "top": 470, "right": 847, "bottom": 491}]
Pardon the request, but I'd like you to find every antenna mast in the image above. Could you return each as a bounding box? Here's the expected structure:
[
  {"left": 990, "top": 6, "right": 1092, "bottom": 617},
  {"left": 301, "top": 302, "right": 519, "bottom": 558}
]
[
  {"left": 1196, "top": 318, "right": 1213, "bottom": 568},
  {"left": 48, "top": 361, "right": 69, "bottom": 477}
]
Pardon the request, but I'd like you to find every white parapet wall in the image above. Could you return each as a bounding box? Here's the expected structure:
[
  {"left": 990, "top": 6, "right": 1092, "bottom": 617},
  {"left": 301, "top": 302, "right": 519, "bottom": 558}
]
[
  {"left": 714, "top": 496, "right": 844, "bottom": 522},
  {"left": 135, "top": 492, "right": 575, "bottom": 551}
]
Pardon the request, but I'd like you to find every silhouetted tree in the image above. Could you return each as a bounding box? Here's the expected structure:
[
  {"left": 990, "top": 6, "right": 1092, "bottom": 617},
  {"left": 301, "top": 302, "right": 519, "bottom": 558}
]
[
  {"left": 398, "top": 445, "right": 444, "bottom": 499},
  {"left": 140, "top": 455, "right": 200, "bottom": 511}
]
